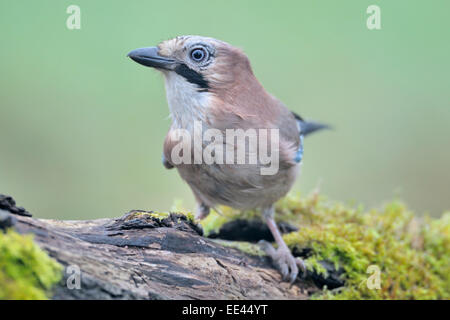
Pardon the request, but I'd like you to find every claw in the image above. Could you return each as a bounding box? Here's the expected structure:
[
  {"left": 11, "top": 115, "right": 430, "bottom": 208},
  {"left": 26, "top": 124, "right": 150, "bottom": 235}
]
[
  {"left": 287, "top": 256, "right": 299, "bottom": 284},
  {"left": 296, "top": 257, "right": 307, "bottom": 278},
  {"left": 280, "top": 263, "right": 290, "bottom": 281},
  {"left": 258, "top": 240, "right": 305, "bottom": 284}
]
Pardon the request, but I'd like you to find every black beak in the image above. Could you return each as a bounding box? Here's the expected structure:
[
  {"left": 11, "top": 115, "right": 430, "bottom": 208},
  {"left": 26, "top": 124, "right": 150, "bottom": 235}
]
[{"left": 127, "top": 47, "right": 176, "bottom": 70}]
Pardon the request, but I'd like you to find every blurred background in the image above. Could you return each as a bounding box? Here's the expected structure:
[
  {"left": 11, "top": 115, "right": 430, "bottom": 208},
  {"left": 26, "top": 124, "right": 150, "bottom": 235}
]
[{"left": 0, "top": 0, "right": 449, "bottom": 219}]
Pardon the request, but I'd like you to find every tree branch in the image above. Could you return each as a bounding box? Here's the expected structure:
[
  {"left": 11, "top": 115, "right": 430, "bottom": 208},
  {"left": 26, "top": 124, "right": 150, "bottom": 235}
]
[{"left": 12, "top": 210, "right": 314, "bottom": 299}]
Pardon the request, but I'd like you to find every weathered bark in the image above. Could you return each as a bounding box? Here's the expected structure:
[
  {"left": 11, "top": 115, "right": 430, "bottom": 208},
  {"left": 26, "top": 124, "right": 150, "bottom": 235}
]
[{"left": 9, "top": 209, "right": 316, "bottom": 300}]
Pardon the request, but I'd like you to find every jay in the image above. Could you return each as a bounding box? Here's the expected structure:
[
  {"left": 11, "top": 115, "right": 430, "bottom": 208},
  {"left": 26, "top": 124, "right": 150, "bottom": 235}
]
[{"left": 128, "top": 36, "right": 328, "bottom": 283}]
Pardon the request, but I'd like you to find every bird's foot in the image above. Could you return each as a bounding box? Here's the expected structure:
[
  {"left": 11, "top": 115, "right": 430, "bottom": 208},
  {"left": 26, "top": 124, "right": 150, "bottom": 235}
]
[
  {"left": 195, "top": 203, "right": 210, "bottom": 220},
  {"left": 259, "top": 240, "right": 306, "bottom": 284}
]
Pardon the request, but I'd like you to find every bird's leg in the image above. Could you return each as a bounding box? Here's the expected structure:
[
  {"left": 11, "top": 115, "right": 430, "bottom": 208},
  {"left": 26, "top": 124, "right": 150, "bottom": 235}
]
[
  {"left": 259, "top": 206, "right": 306, "bottom": 284},
  {"left": 195, "top": 203, "right": 210, "bottom": 220}
]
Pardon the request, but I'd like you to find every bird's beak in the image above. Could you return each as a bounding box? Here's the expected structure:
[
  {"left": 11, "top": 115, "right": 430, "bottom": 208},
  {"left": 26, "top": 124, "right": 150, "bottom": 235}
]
[{"left": 127, "top": 47, "right": 176, "bottom": 70}]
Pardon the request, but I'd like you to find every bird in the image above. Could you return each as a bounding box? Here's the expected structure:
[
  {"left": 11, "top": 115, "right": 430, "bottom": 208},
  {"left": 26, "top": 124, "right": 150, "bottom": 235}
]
[{"left": 128, "top": 36, "right": 329, "bottom": 283}]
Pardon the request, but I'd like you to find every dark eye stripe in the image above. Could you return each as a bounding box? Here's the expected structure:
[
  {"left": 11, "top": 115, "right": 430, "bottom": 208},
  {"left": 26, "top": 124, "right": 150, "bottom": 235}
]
[{"left": 174, "top": 64, "right": 209, "bottom": 90}]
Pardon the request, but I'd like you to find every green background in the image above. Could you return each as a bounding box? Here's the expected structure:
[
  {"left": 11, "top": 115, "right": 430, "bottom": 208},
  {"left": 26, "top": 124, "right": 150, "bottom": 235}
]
[{"left": 1, "top": 1, "right": 449, "bottom": 219}]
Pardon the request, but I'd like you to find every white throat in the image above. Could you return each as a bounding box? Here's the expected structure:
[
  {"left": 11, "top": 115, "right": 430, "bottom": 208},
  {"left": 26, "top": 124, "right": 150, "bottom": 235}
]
[{"left": 162, "top": 71, "right": 210, "bottom": 130}]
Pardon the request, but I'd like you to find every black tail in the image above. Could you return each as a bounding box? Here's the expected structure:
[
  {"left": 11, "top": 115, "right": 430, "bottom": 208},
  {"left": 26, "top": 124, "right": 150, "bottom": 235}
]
[{"left": 292, "top": 112, "right": 331, "bottom": 136}]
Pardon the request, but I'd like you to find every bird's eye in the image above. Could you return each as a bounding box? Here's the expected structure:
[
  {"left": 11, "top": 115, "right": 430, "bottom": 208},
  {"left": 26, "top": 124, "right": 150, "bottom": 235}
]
[{"left": 190, "top": 48, "right": 207, "bottom": 62}]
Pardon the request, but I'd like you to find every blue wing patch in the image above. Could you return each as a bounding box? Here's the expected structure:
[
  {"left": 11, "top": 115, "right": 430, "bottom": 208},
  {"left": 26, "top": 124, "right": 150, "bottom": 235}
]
[
  {"left": 294, "top": 116, "right": 305, "bottom": 163},
  {"left": 294, "top": 135, "right": 304, "bottom": 163}
]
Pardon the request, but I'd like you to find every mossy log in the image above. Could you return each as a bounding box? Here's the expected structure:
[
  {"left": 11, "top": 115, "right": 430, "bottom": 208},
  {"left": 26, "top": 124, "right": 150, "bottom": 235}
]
[
  {"left": 9, "top": 210, "right": 315, "bottom": 300},
  {"left": 4, "top": 193, "right": 447, "bottom": 300}
]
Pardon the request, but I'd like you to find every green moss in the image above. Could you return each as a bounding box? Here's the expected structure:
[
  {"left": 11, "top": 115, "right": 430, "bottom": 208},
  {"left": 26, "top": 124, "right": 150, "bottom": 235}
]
[
  {"left": 284, "top": 195, "right": 449, "bottom": 299},
  {"left": 0, "top": 229, "right": 63, "bottom": 300},
  {"left": 199, "top": 192, "right": 449, "bottom": 300},
  {"left": 200, "top": 191, "right": 322, "bottom": 236},
  {"left": 126, "top": 210, "right": 170, "bottom": 221},
  {"left": 211, "top": 239, "right": 265, "bottom": 256},
  {"left": 201, "top": 209, "right": 231, "bottom": 236},
  {"left": 184, "top": 211, "right": 196, "bottom": 223},
  {"left": 201, "top": 207, "right": 262, "bottom": 237},
  {"left": 169, "top": 201, "right": 201, "bottom": 224}
]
